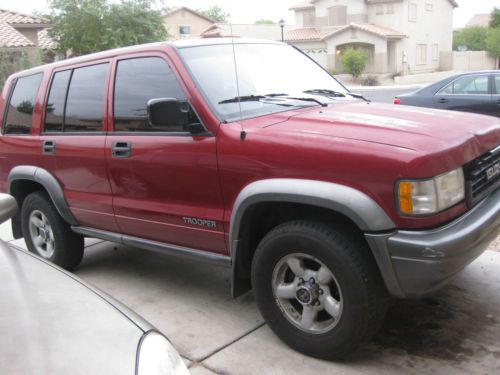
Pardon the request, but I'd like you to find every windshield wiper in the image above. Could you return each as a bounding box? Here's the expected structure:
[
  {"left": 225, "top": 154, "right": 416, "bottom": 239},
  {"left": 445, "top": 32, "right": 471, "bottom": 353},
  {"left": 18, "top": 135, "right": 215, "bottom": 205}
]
[
  {"left": 304, "top": 89, "right": 370, "bottom": 103},
  {"left": 218, "top": 93, "right": 288, "bottom": 104},
  {"left": 219, "top": 93, "right": 327, "bottom": 107}
]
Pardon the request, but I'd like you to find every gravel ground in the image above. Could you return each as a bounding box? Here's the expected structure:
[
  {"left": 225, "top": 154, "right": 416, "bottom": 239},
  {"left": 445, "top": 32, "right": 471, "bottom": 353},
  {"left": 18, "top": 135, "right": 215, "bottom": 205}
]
[{"left": 489, "top": 235, "right": 500, "bottom": 252}]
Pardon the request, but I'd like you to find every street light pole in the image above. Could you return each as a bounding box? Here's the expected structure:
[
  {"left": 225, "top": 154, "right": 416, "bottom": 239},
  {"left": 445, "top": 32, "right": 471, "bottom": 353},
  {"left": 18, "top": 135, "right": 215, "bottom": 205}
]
[{"left": 279, "top": 19, "right": 285, "bottom": 42}]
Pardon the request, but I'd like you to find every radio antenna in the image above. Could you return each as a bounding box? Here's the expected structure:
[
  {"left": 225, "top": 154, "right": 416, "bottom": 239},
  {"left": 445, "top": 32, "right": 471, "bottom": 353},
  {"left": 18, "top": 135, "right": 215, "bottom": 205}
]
[{"left": 228, "top": 0, "right": 246, "bottom": 140}]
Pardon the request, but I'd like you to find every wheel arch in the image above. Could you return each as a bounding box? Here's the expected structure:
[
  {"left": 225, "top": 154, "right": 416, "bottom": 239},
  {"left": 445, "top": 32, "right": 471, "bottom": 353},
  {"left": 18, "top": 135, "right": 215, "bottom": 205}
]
[
  {"left": 229, "top": 179, "right": 396, "bottom": 298},
  {"left": 8, "top": 166, "right": 78, "bottom": 235}
]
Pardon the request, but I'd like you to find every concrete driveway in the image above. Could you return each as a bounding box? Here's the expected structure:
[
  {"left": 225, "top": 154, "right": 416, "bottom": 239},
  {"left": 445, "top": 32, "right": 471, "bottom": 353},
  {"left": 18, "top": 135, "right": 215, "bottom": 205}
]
[{"left": 1, "top": 220, "right": 499, "bottom": 375}]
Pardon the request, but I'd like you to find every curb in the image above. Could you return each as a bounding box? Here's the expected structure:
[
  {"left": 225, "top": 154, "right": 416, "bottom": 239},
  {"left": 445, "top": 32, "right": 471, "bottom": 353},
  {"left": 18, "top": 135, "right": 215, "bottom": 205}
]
[{"left": 345, "top": 83, "right": 429, "bottom": 91}]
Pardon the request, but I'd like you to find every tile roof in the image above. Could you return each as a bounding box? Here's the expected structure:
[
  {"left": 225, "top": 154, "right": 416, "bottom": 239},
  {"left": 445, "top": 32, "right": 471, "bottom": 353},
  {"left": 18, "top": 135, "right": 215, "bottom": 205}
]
[
  {"left": 0, "top": 9, "right": 56, "bottom": 49},
  {"left": 285, "top": 23, "right": 406, "bottom": 42},
  {"left": 0, "top": 21, "right": 34, "bottom": 47},
  {"left": 289, "top": 1, "right": 314, "bottom": 11},
  {"left": 0, "top": 9, "right": 50, "bottom": 25},
  {"left": 466, "top": 14, "right": 492, "bottom": 28},
  {"left": 38, "top": 29, "right": 58, "bottom": 49}
]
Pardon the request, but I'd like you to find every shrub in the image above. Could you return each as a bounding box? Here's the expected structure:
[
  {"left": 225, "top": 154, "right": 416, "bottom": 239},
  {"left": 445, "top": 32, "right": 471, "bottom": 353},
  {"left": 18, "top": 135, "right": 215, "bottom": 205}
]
[
  {"left": 361, "top": 75, "right": 379, "bottom": 86},
  {"left": 340, "top": 48, "right": 368, "bottom": 78}
]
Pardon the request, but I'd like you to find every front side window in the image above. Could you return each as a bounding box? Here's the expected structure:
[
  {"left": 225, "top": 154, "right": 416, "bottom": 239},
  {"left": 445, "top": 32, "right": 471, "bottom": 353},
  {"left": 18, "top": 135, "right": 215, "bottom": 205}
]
[
  {"left": 114, "top": 57, "right": 192, "bottom": 132},
  {"left": 4, "top": 73, "right": 42, "bottom": 134},
  {"left": 64, "top": 64, "right": 108, "bottom": 132},
  {"left": 439, "top": 75, "right": 490, "bottom": 95}
]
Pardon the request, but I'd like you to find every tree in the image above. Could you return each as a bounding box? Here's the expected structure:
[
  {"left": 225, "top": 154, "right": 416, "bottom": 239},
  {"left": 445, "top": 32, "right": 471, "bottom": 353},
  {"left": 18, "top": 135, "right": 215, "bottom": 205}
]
[
  {"left": 48, "top": 0, "right": 167, "bottom": 56},
  {"left": 490, "top": 7, "right": 500, "bottom": 28},
  {"left": 453, "top": 26, "right": 489, "bottom": 51},
  {"left": 198, "top": 5, "right": 228, "bottom": 23},
  {"left": 340, "top": 48, "right": 368, "bottom": 78},
  {"left": 485, "top": 27, "right": 500, "bottom": 67},
  {"left": 255, "top": 19, "right": 275, "bottom": 24}
]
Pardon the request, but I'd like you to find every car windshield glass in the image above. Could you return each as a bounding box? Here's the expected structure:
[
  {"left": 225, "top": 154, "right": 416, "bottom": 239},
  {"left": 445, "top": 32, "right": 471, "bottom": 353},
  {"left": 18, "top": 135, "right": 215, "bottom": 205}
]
[{"left": 179, "top": 43, "right": 348, "bottom": 122}]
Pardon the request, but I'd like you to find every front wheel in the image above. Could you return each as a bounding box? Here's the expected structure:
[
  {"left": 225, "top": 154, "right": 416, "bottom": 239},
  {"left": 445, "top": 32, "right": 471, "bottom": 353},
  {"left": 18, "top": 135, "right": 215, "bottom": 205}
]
[
  {"left": 21, "top": 191, "right": 84, "bottom": 270},
  {"left": 251, "top": 221, "right": 388, "bottom": 360}
]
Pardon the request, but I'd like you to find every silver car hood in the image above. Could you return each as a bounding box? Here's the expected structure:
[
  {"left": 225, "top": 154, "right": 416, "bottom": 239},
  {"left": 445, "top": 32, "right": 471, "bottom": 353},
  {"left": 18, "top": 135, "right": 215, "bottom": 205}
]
[{"left": 0, "top": 242, "right": 147, "bottom": 374}]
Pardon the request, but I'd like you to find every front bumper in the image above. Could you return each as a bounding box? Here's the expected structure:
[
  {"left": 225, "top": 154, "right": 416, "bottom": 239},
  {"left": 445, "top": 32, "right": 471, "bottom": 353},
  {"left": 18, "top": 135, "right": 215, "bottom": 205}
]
[{"left": 366, "top": 188, "right": 500, "bottom": 298}]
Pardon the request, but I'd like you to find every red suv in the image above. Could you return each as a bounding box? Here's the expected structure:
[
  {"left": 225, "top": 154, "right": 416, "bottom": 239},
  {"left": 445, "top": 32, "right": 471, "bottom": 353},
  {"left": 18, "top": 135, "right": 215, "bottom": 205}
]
[{"left": 1, "top": 39, "right": 499, "bottom": 359}]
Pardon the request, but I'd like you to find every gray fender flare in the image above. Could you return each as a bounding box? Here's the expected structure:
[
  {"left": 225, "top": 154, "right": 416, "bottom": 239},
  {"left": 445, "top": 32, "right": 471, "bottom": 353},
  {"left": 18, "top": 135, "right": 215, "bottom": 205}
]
[
  {"left": 8, "top": 166, "right": 78, "bottom": 226},
  {"left": 229, "top": 179, "right": 396, "bottom": 297}
]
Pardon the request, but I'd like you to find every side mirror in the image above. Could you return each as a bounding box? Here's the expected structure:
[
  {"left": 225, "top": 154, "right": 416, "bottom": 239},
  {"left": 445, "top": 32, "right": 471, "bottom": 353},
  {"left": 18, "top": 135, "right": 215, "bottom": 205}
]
[
  {"left": 147, "top": 98, "right": 189, "bottom": 129},
  {"left": 0, "top": 194, "right": 18, "bottom": 224}
]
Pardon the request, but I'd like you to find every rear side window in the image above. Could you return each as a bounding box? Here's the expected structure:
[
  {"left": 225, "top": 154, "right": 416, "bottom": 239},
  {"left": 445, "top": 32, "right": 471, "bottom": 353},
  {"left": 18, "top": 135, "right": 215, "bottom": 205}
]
[
  {"left": 45, "top": 70, "right": 71, "bottom": 132},
  {"left": 495, "top": 75, "right": 500, "bottom": 95},
  {"left": 113, "top": 57, "right": 188, "bottom": 132},
  {"left": 44, "top": 63, "right": 108, "bottom": 132},
  {"left": 65, "top": 64, "right": 108, "bottom": 132},
  {"left": 4, "top": 73, "right": 43, "bottom": 134}
]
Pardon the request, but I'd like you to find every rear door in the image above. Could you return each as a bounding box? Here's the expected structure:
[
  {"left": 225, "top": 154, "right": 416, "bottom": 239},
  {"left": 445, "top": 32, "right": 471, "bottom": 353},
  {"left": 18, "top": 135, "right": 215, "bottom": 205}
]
[
  {"left": 492, "top": 73, "right": 500, "bottom": 117},
  {"left": 41, "top": 61, "right": 119, "bottom": 232},
  {"left": 105, "top": 53, "right": 226, "bottom": 254},
  {"left": 433, "top": 73, "right": 492, "bottom": 115}
]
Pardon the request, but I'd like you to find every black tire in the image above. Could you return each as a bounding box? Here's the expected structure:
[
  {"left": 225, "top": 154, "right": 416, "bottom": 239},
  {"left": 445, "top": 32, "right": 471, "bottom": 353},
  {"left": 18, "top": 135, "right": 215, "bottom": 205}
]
[
  {"left": 251, "top": 220, "right": 389, "bottom": 360},
  {"left": 21, "top": 191, "right": 84, "bottom": 270}
]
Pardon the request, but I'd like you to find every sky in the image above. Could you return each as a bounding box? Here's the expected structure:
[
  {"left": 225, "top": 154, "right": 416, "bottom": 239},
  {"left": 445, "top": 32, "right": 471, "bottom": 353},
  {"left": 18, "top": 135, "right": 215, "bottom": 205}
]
[{"left": 0, "top": 0, "right": 499, "bottom": 28}]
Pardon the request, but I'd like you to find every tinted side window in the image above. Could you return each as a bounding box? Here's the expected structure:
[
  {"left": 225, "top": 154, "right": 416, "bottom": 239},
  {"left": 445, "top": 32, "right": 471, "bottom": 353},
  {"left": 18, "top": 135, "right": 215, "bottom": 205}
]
[
  {"left": 495, "top": 75, "right": 500, "bottom": 95},
  {"left": 114, "top": 57, "right": 189, "bottom": 132},
  {"left": 4, "top": 73, "right": 43, "bottom": 134},
  {"left": 45, "top": 70, "right": 71, "bottom": 132},
  {"left": 65, "top": 63, "right": 108, "bottom": 132}
]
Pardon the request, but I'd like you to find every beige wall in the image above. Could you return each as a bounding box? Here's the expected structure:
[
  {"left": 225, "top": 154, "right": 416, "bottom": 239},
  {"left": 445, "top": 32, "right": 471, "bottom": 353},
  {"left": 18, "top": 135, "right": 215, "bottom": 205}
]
[
  {"left": 163, "top": 10, "right": 214, "bottom": 40},
  {"left": 451, "top": 51, "right": 497, "bottom": 71},
  {"left": 17, "top": 29, "right": 39, "bottom": 45}
]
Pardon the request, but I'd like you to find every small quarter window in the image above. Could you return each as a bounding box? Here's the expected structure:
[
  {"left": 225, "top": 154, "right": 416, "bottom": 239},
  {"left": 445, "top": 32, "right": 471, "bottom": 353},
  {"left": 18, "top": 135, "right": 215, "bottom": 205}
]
[{"left": 4, "top": 73, "right": 42, "bottom": 134}]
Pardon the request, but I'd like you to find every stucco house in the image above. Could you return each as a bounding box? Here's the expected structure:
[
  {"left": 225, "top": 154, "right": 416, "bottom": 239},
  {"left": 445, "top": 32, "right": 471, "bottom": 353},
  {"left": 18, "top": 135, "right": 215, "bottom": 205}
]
[
  {"left": 286, "top": 0, "right": 457, "bottom": 75},
  {"left": 163, "top": 7, "right": 216, "bottom": 40}
]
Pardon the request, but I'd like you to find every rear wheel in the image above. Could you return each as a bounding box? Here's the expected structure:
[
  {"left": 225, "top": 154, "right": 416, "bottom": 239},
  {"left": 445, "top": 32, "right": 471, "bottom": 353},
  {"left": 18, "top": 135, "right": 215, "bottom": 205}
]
[
  {"left": 252, "top": 220, "right": 388, "bottom": 360},
  {"left": 21, "top": 191, "right": 84, "bottom": 270}
]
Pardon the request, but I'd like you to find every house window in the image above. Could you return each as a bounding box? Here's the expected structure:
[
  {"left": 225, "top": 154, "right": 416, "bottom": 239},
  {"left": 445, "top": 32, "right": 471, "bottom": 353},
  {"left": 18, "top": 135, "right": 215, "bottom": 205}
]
[
  {"left": 409, "top": 3, "right": 417, "bottom": 22},
  {"left": 425, "top": 1, "right": 433, "bottom": 11},
  {"left": 179, "top": 25, "right": 190, "bottom": 37},
  {"left": 416, "top": 44, "right": 427, "bottom": 65},
  {"left": 386, "top": 4, "right": 394, "bottom": 14},
  {"left": 376, "top": 4, "right": 384, "bottom": 15},
  {"left": 432, "top": 43, "right": 439, "bottom": 61}
]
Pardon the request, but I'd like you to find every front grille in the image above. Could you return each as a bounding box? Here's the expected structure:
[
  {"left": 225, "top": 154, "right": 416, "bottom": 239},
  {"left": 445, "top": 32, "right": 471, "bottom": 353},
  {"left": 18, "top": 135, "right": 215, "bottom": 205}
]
[{"left": 463, "top": 146, "right": 500, "bottom": 207}]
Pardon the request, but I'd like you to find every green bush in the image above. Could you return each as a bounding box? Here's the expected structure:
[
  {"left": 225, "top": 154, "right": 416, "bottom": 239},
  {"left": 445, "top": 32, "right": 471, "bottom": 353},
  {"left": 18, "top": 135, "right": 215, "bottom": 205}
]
[
  {"left": 361, "top": 75, "right": 379, "bottom": 86},
  {"left": 340, "top": 48, "right": 368, "bottom": 78},
  {"left": 453, "top": 26, "right": 489, "bottom": 51}
]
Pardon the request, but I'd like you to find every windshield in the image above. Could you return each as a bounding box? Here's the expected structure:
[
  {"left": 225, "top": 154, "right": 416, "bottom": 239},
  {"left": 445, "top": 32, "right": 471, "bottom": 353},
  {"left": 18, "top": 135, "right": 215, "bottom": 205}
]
[{"left": 178, "top": 43, "right": 348, "bottom": 122}]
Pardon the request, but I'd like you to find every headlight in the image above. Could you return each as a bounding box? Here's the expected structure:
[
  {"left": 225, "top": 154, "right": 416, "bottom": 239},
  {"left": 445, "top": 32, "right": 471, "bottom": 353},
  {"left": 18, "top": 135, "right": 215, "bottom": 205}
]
[
  {"left": 137, "top": 331, "right": 189, "bottom": 375},
  {"left": 397, "top": 167, "right": 465, "bottom": 215}
]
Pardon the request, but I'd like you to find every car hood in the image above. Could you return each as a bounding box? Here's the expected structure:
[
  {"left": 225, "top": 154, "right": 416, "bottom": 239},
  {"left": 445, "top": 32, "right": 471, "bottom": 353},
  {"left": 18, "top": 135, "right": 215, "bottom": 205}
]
[
  {"left": 0, "top": 243, "right": 144, "bottom": 374},
  {"left": 265, "top": 101, "right": 500, "bottom": 156}
]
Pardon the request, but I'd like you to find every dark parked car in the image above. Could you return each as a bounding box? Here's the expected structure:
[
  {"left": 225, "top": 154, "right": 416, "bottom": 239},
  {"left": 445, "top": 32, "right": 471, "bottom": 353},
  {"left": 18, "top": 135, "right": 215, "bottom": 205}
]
[
  {"left": 0, "top": 194, "right": 189, "bottom": 375},
  {"left": 395, "top": 71, "right": 500, "bottom": 117}
]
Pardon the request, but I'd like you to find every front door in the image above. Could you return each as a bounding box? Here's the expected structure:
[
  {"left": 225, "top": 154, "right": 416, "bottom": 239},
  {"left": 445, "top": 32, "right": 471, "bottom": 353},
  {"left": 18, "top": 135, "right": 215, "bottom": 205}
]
[
  {"left": 433, "top": 73, "right": 492, "bottom": 116},
  {"left": 105, "top": 54, "right": 226, "bottom": 254}
]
